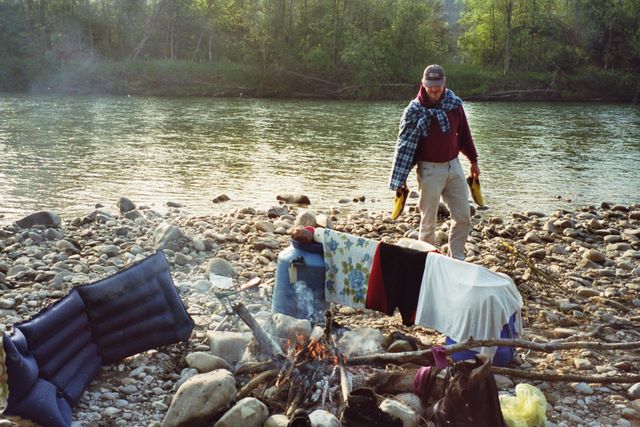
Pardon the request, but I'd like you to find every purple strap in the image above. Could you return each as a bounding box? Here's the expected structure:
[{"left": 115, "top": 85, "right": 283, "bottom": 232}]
[
  {"left": 432, "top": 345, "right": 448, "bottom": 369},
  {"left": 412, "top": 366, "right": 430, "bottom": 397}
]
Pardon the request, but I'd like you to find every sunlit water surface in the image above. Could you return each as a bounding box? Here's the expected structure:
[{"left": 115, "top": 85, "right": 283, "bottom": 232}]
[{"left": 1, "top": 95, "right": 639, "bottom": 224}]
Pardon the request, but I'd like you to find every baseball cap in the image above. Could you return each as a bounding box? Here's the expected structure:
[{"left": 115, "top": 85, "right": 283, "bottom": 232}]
[{"left": 423, "top": 64, "right": 445, "bottom": 87}]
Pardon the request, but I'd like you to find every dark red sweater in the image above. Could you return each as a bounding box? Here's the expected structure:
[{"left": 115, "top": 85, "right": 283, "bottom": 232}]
[{"left": 415, "top": 86, "right": 478, "bottom": 163}]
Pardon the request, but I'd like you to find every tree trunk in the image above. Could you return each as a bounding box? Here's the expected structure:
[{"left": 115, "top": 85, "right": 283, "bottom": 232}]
[
  {"left": 504, "top": 0, "right": 512, "bottom": 75},
  {"left": 208, "top": 33, "right": 214, "bottom": 62},
  {"left": 129, "top": 0, "right": 167, "bottom": 60},
  {"left": 194, "top": 30, "right": 203, "bottom": 60},
  {"left": 604, "top": 26, "right": 613, "bottom": 70}
]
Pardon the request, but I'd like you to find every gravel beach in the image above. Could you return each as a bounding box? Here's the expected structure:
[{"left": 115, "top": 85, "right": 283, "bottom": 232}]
[{"left": 1, "top": 198, "right": 639, "bottom": 427}]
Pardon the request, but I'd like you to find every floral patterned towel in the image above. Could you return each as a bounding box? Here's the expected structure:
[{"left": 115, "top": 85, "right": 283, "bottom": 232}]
[{"left": 322, "top": 229, "right": 379, "bottom": 308}]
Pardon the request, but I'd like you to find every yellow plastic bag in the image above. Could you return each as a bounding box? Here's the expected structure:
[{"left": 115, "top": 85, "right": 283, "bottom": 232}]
[{"left": 499, "top": 383, "right": 547, "bottom": 427}]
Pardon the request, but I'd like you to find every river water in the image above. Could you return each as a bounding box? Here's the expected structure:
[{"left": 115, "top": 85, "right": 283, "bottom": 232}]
[{"left": 1, "top": 95, "right": 639, "bottom": 224}]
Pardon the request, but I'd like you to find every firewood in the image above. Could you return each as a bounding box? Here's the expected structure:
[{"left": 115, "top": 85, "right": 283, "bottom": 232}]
[
  {"left": 237, "top": 369, "right": 279, "bottom": 400},
  {"left": 236, "top": 360, "right": 277, "bottom": 376},
  {"left": 232, "top": 302, "right": 285, "bottom": 359}
]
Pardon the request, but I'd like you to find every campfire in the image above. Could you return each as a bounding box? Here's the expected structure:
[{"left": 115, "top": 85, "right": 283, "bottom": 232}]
[{"left": 233, "top": 304, "right": 354, "bottom": 419}]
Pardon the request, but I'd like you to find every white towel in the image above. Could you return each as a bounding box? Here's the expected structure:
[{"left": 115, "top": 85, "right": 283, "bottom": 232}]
[{"left": 415, "top": 252, "right": 523, "bottom": 358}]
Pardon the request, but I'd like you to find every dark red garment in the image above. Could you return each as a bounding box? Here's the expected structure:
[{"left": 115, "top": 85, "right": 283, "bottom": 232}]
[
  {"left": 366, "top": 245, "right": 386, "bottom": 312},
  {"left": 365, "top": 243, "right": 428, "bottom": 326},
  {"left": 415, "top": 86, "right": 477, "bottom": 164}
]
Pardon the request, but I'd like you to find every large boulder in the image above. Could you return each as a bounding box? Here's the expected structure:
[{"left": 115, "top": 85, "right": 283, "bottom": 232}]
[
  {"left": 117, "top": 196, "right": 136, "bottom": 213},
  {"left": 162, "top": 369, "right": 236, "bottom": 427},
  {"left": 15, "top": 211, "right": 61, "bottom": 228},
  {"left": 207, "top": 331, "right": 252, "bottom": 366},
  {"left": 185, "top": 351, "right": 232, "bottom": 373},
  {"left": 154, "top": 222, "right": 186, "bottom": 250},
  {"left": 214, "top": 397, "right": 269, "bottom": 427}
]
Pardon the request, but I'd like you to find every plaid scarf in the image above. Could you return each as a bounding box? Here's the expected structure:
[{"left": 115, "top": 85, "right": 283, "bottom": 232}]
[
  {"left": 416, "top": 85, "right": 463, "bottom": 135},
  {"left": 388, "top": 88, "right": 463, "bottom": 190}
]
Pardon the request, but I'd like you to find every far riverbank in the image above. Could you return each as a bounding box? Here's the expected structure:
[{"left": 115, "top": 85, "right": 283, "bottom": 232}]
[{"left": 2, "top": 59, "right": 639, "bottom": 102}]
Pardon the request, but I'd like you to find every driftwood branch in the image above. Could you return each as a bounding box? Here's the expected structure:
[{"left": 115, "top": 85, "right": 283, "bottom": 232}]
[
  {"left": 492, "top": 367, "right": 640, "bottom": 384},
  {"left": 236, "top": 361, "right": 277, "bottom": 376},
  {"left": 348, "top": 337, "right": 640, "bottom": 366},
  {"left": 237, "top": 369, "right": 279, "bottom": 399},
  {"left": 232, "top": 302, "right": 284, "bottom": 359},
  {"left": 444, "top": 337, "right": 640, "bottom": 353}
]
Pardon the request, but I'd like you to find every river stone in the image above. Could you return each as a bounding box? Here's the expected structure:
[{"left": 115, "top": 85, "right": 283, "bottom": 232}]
[
  {"left": 394, "top": 393, "right": 425, "bottom": 417},
  {"left": 250, "top": 237, "right": 280, "bottom": 250},
  {"left": 316, "top": 213, "right": 333, "bottom": 229},
  {"left": 380, "top": 398, "right": 419, "bottom": 427},
  {"left": 192, "top": 279, "right": 211, "bottom": 293},
  {"left": 186, "top": 352, "right": 232, "bottom": 373},
  {"left": 153, "top": 223, "right": 185, "bottom": 250},
  {"left": 44, "top": 228, "right": 63, "bottom": 240},
  {"left": 213, "top": 397, "right": 269, "bottom": 427},
  {"left": 117, "top": 196, "right": 136, "bottom": 213},
  {"left": 207, "top": 331, "right": 252, "bottom": 365},
  {"left": 337, "top": 328, "right": 384, "bottom": 357},
  {"left": 277, "top": 194, "right": 311, "bottom": 205},
  {"left": 6, "top": 265, "right": 30, "bottom": 277},
  {"left": 207, "top": 258, "right": 235, "bottom": 277},
  {"left": 269, "top": 313, "right": 312, "bottom": 342},
  {"left": 255, "top": 220, "right": 275, "bottom": 233},
  {"left": 583, "top": 249, "right": 606, "bottom": 264},
  {"left": 588, "top": 218, "right": 604, "bottom": 230},
  {"left": 576, "top": 286, "right": 599, "bottom": 297},
  {"left": 267, "top": 206, "right": 289, "bottom": 218},
  {"left": 308, "top": 410, "right": 340, "bottom": 427},
  {"left": 16, "top": 211, "right": 61, "bottom": 228},
  {"left": 629, "top": 383, "right": 640, "bottom": 399},
  {"left": 264, "top": 414, "right": 289, "bottom": 427},
  {"left": 435, "top": 230, "right": 448, "bottom": 246},
  {"left": 192, "top": 238, "right": 207, "bottom": 252},
  {"left": 99, "top": 244, "right": 119, "bottom": 257},
  {"left": 523, "top": 231, "right": 542, "bottom": 243},
  {"left": 161, "top": 369, "right": 236, "bottom": 427},
  {"left": 174, "top": 252, "right": 189, "bottom": 266},
  {"left": 607, "top": 242, "right": 631, "bottom": 252},
  {"left": 494, "top": 374, "right": 515, "bottom": 389},
  {"left": 573, "top": 382, "right": 594, "bottom": 395},
  {"left": 124, "top": 209, "right": 143, "bottom": 221},
  {"left": 387, "top": 340, "right": 415, "bottom": 353},
  {"left": 294, "top": 211, "right": 316, "bottom": 227},
  {"left": 212, "top": 194, "right": 230, "bottom": 203},
  {"left": 0, "top": 298, "right": 16, "bottom": 309},
  {"left": 574, "top": 358, "right": 593, "bottom": 370}
]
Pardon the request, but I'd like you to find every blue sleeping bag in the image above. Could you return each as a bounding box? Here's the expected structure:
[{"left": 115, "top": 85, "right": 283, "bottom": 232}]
[{"left": 2, "top": 251, "right": 194, "bottom": 427}]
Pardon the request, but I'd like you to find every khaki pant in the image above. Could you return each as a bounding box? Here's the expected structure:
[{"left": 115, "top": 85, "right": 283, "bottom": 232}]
[{"left": 416, "top": 157, "right": 471, "bottom": 260}]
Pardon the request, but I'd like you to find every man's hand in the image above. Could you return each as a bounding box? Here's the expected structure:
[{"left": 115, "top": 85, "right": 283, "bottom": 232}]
[{"left": 470, "top": 162, "right": 480, "bottom": 178}]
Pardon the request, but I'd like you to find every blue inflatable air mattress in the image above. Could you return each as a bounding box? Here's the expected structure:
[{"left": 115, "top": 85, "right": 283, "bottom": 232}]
[{"left": 2, "top": 251, "right": 194, "bottom": 427}]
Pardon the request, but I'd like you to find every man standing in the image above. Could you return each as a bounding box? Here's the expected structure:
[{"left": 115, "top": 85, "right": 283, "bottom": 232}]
[{"left": 389, "top": 64, "right": 479, "bottom": 260}]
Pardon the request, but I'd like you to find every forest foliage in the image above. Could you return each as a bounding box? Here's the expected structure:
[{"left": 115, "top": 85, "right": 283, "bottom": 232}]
[{"left": 1, "top": 0, "right": 638, "bottom": 100}]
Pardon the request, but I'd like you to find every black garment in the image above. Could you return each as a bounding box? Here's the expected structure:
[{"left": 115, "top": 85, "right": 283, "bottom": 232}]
[
  {"left": 379, "top": 243, "right": 428, "bottom": 325},
  {"left": 431, "top": 358, "right": 507, "bottom": 427},
  {"left": 340, "top": 387, "right": 403, "bottom": 427}
]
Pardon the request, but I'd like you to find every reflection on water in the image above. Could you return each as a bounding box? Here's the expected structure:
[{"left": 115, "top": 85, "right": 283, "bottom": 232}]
[{"left": 0, "top": 95, "right": 639, "bottom": 223}]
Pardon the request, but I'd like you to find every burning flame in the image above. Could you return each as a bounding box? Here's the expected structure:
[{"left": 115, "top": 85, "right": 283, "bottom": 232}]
[{"left": 285, "top": 333, "right": 339, "bottom": 365}]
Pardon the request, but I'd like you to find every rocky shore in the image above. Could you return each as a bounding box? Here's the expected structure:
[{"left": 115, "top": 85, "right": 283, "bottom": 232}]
[{"left": 1, "top": 198, "right": 639, "bottom": 427}]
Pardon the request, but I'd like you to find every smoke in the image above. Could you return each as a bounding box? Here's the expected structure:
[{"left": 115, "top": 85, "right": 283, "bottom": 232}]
[
  {"left": 29, "top": 22, "right": 109, "bottom": 95},
  {"left": 293, "top": 281, "right": 323, "bottom": 322}
]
